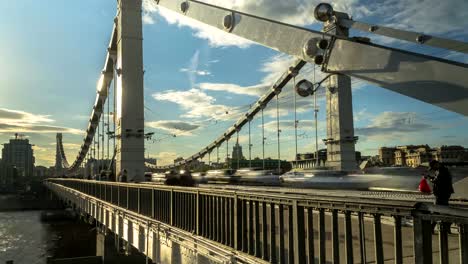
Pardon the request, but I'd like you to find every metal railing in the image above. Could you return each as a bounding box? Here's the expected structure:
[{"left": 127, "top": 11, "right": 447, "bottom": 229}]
[{"left": 45, "top": 179, "right": 468, "bottom": 264}]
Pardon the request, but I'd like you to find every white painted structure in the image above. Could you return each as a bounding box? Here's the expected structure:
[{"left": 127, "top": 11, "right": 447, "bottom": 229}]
[
  {"left": 323, "top": 12, "right": 357, "bottom": 171},
  {"left": 115, "top": 0, "right": 145, "bottom": 182}
]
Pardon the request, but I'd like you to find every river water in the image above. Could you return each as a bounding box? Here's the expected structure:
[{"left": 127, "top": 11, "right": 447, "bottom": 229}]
[{"left": 0, "top": 211, "right": 57, "bottom": 264}]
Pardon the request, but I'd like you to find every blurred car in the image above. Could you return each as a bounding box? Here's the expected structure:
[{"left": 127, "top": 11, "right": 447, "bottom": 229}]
[
  {"left": 204, "top": 169, "right": 236, "bottom": 183},
  {"left": 150, "top": 172, "right": 168, "bottom": 184},
  {"left": 144, "top": 172, "right": 152, "bottom": 182},
  {"left": 233, "top": 167, "right": 279, "bottom": 184},
  {"left": 279, "top": 169, "right": 386, "bottom": 190},
  {"left": 191, "top": 171, "right": 207, "bottom": 184}
]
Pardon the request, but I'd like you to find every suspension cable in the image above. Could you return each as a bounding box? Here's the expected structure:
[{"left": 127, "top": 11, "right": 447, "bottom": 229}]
[
  {"left": 101, "top": 102, "right": 105, "bottom": 177},
  {"left": 248, "top": 120, "right": 251, "bottom": 168},
  {"left": 216, "top": 146, "right": 219, "bottom": 168},
  {"left": 97, "top": 120, "right": 100, "bottom": 180},
  {"left": 107, "top": 83, "right": 110, "bottom": 162},
  {"left": 276, "top": 94, "right": 281, "bottom": 173},
  {"left": 93, "top": 135, "right": 96, "bottom": 176},
  {"left": 262, "top": 108, "right": 265, "bottom": 170},
  {"left": 86, "top": 151, "right": 89, "bottom": 179},
  {"left": 113, "top": 65, "right": 117, "bottom": 177},
  {"left": 208, "top": 151, "right": 211, "bottom": 167},
  {"left": 328, "top": 76, "right": 332, "bottom": 163},
  {"left": 236, "top": 130, "right": 240, "bottom": 169},
  {"left": 293, "top": 75, "right": 298, "bottom": 169},
  {"left": 226, "top": 138, "right": 230, "bottom": 169},
  {"left": 314, "top": 66, "right": 319, "bottom": 167}
]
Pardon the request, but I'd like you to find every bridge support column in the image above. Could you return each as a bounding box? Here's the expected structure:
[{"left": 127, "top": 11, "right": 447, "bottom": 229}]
[
  {"left": 55, "top": 133, "right": 65, "bottom": 176},
  {"left": 96, "top": 230, "right": 146, "bottom": 263},
  {"left": 323, "top": 12, "right": 357, "bottom": 172},
  {"left": 115, "top": 0, "right": 145, "bottom": 182}
]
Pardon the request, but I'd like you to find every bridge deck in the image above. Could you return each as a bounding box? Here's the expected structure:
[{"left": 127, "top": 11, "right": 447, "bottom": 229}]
[
  {"left": 197, "top": 184, "right": 436, "bottom": 202},
  {"left": 47, "top": 179, "right": 468, "bottom": 264}
]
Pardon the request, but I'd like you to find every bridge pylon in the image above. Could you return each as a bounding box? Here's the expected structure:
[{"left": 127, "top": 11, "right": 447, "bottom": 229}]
[
  {"left": 114, "top": 0, "right": 145, "bottom": 182},
  {"left": 321, "top": 11, "right": 358, "bottom": 172},
  {"left": 55, "top": 133, "right": 64, "bottom": 176}
]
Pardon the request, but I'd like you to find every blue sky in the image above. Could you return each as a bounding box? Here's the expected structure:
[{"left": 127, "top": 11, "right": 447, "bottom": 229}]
[{"left": 0, "top": 0, "right": 467, "bottom": 166}]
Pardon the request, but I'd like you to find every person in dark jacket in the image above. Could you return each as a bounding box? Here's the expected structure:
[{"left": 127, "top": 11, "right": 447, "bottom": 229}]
[
  {"left": 426, "top": 160, "right": 454, "bottom": 205},
  {"left": 119, "top": 169, "right": 128, "bottom": 182},
  {"left": 426, "top": 160, "right": 454, "bottom": 233}
]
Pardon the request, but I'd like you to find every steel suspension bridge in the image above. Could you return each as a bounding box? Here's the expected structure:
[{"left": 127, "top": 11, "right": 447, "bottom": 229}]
[{"left": 46, "top": 1, "right": 468, "bottom": 263}]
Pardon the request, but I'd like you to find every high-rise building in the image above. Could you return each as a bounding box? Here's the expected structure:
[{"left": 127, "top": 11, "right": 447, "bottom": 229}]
[
  {"left": 231, "top": 142, "right": 245, "bottom": 161},
  {"left": 0, "top": 159, "right": 18, "bottom": 192},
  {"left": 1, "top": 133, "right": 35, "bottom": 177}
]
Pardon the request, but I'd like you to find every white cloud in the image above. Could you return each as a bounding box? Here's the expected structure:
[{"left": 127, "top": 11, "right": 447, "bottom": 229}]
[
  {"left": 0, "top": 108, "right": 53, "bottom": 125},
  {"left": 142, "top": 12, "right": 155, "bottom": 24},
  {"left": 152, "top": 88, "right": 240, "bottom": 120},
  {"left": 142, "top": 0, "right": 254, "bottom": 48},
  {"left": 32, "top": 145, "right": 50, "bottom": 153},
  {"left": 0, "top": 108, "right": 82, "bottom": 135},
  {"left": 199, "top": 83, "right": 267, "bottom": 97},
  {"left": 146, "top": 120, "right": 200, "bottom": 135},
  {"left": 354, "top": 108, "right": 373, "bottom": 123},
  {"left": 380, "top": 0, "right": 468, "bottom": 35},
  {"left": 355, "top": 111, "right": 435, "bottom": 140},
  {"left": 180, "top": 50, "right": 213, "bottom": 87},
  {"left": 154, "top": 151, "right": 179, "bottom": 166},
  {"left": 180, "top": 68, "right": 211, "bottom": 76}
]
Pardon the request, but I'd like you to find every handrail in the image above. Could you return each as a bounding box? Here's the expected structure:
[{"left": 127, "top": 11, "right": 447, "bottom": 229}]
[{"left": 45, "top": 178, "right": 421, "bottom": 214}]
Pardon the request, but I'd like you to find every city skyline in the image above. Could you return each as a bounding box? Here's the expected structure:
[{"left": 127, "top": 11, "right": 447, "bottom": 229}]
[{"left": 1, "top": 0, "right": 467, "bottom": 167}]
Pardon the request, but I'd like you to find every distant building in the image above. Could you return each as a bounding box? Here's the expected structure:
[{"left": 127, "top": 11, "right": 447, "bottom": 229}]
[
  {"left": 1, "top": 134, "right": 35, "bottom": 177},
  {"left": 0, "top": 159, "right": 18, "bottom": 192},
  {"left": 379, "top": 144, "right": 468, "bottom": 167},
  {"left": 394, "top": 145, "right": 430, "bottom": 166},
  {"left": 228, "top": 157, "right": 292, "bottom": 172},
  {"left": 145, "top": 158, "right": 157, "bottom": 166},
  {"left": 406, "top": 149, "right": 432, "bottom": 167},
  {"left": 431, "top": 145, "right": 467, "bottom": 163},
  {"left": 379, "top": 147, "right": 397, "bottom": 165},
  {"left": 294, "top": 149, "right": 361, "bottom": 169},
  {"left": 34, "top": 165, "right": 48, "bottom": 177},
  {"left": 295, "top": 149, "right": 327, "bottom": 168},
  {"left": 231, "top": 142, "right": 245, "bottom": 161}
]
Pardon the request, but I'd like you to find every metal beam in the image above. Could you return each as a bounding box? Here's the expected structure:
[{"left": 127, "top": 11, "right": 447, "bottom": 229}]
[
  {"left": 326, "top": 39, "right": 468, "bottom": 116},
  {"left": 154, "top": 0, "right": 468, "bottom": 116},
  {"left": 339, "top": 18, "right": 468, "bottom": 54}
]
